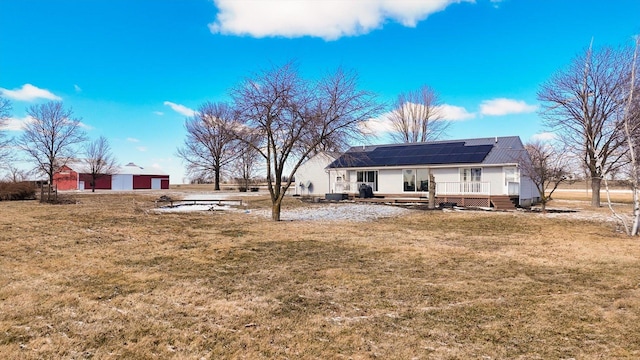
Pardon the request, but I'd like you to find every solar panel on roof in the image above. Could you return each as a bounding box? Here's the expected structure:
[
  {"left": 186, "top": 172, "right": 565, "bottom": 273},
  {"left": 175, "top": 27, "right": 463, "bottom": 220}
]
[{"left": 327, "top": 142, "right": 494, "bottom": 168}]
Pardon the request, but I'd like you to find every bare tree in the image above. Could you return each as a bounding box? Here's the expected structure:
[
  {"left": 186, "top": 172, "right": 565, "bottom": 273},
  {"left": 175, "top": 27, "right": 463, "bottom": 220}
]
[
  {"left": 3, "top": 164, "right": 30, "bottom": 183},
  {"left": 538, "top": 43, "right": 633, "bottom": 207},
  {"left": 232, "top": 63, "right": 382, "bottom": 221},
  {"left": 0, "top": 96, "right": 13, "bottom": 166},
  {"left": 16, "top": 102, "right": 87, "bottom": 201},
  {"left": 233, "top": 145, "right": 260, "bottom": 191},
  {"left": 388, "top": 85, "right": 449, "bottom": 143},
  {"left": 177, "top": 102, "right": 239, "bottom": 191},
  {"left": 83, "top": 136, "right": 118, "bottom": 192},
  {"left": 606, "top": 37, "right": 640, "bottom": 236},
  {"left": 521, "top": 141, "right": 569, "bottom": 213}
]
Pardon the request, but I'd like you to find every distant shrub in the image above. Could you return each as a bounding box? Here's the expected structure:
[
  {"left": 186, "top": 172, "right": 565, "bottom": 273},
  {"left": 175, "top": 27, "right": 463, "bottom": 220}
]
[{"left": 0, "top": 181, "right": 37, "bottom": 201}]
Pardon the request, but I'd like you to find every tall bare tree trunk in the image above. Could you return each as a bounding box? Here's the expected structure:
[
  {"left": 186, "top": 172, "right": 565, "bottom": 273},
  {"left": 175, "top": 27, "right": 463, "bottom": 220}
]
[
  {"left": 622, "top": 37, "right": 639, "bottom": 236},
  {"left": 271, "top": 199, "right": 281, "bottom": 221},
  {"left": 214, "top": 165, "right": 221, "bottom": 191},
  {"left": 591, "top": 177, "right": 601, "bottom": 207},
  {"left": 48, "top": 173, "right": 54, "bottom": 202},
  {"left": 632, "top": 187, "right": 639, "bottom": 236}
]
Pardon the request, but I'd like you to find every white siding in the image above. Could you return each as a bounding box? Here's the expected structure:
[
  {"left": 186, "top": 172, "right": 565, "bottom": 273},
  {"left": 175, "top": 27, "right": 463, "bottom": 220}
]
[
  {"left": 328, "top": 169, "right": 348, "bottom": 193},
  {"left": 112, "top": 174, "right": 133, "bottom": 191},
  {"left": 377, "top": 169, "right": 402, "bottom": 193},
  {"left": 519, "top": 172, "right": 539, "bottom": 206},
  {"left": 482, "top": 166, "right": 503, "bottom": 195},
  {"left": 431, "top": 168, "right": 459, "bottom": 183},
  {"left": 295, "top": 152, "right": 336, "bottom": 195},
  {"left": 329, "top": 164, "right": 539, "bottom": 200}
]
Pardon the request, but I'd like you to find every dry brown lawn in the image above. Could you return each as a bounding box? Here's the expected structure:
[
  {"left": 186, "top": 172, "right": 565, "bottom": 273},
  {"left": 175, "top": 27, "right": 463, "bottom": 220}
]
[
  {"left": 552, "top": 189, "right": 633, "bottom": 204},
  {"left": 1, "top": 192, "right": 640, "bottom": 359}
]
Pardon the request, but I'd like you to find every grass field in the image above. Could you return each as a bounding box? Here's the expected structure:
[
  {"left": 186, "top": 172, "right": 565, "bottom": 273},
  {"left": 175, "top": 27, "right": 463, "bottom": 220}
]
[{"left": 1, "top": 192, "right": 639, "bottom": 359}]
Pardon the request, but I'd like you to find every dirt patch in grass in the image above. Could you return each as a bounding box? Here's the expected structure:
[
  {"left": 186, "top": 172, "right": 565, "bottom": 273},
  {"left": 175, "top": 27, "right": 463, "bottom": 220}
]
[{"left": 1, "top": 193, "right": 640, "bottom": 358}]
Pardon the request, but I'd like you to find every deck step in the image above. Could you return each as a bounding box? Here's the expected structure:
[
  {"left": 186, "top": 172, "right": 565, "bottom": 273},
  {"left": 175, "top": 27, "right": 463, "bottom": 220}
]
[{"left": 491, "top": 196, "right": 517, "bottom": 210}]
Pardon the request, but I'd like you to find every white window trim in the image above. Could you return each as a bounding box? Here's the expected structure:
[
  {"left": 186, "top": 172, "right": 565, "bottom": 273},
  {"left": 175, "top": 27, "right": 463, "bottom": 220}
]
[{"left": 460, "top": 167, "right": 482, "bottom": 182}]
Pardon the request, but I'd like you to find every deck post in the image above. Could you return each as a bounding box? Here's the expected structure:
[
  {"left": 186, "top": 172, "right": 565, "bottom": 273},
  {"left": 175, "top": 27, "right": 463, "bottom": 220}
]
[{"left": 428, "top": 173, "right": 436, "bottom": 209}]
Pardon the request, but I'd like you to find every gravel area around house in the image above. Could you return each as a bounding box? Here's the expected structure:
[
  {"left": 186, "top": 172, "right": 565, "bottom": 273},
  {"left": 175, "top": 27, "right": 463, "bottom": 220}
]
[
  {"left": 151, "top": 200, "right": 631, "bottom": 225},
  {"left": 153, "top": 200, "right": 412, "bottom": 222},
  {"left": 150, "top": 190, "right": 632, "bottom": 225},
  {"left": 252, "top": 203, "right": 412, "bottom": 222}
]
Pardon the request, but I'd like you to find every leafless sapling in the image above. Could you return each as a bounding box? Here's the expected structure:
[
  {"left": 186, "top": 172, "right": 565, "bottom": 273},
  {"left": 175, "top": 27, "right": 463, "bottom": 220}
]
[
  {"left": 521, "top": 140, "right": 569, "bottom": 213},
  {"left": 16, "top": 101, "right": 87, "bottom": 201},
  {"left": 605, "top": 37, "right": 640, "bottom": 236},
  {"left": 83, "top": 136, "right": 118, "bottom": 192}
]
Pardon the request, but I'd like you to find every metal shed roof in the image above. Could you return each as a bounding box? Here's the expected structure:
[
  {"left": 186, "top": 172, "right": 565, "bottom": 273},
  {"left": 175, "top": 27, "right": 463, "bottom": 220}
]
[{"left": 64, "top": 161, "right": 168, "bottom": 176}]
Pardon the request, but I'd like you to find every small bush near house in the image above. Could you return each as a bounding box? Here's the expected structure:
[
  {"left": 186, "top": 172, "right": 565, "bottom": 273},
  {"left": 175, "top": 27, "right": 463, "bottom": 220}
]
[{"left": 0, "top": 181, "right": 36, "bottom": 201}]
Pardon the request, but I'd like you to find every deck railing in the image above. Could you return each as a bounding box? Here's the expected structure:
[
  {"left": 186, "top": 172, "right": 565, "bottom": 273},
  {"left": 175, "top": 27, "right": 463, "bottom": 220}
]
[
  {"left": 332, "top": 181, "right": 502, "bottom": 196},
  {"left": 436, "top": 181, "right": 490, "bottom": 195},
  {"left": 333, "top": 181, "right": 375, "bottom": 194}
]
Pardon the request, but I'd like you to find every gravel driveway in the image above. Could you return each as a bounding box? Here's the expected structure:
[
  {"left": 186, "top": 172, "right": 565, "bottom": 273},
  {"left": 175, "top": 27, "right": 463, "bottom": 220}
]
[{"left": 252, "top": 203, "right": 411, "bottom": 222}]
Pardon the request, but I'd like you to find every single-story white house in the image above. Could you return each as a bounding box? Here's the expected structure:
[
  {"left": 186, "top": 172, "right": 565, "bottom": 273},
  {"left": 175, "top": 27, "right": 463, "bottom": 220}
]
[
  {"left": 293, "top": 151, "right": 339, "bottom": 196},
  {"left": 320, "top": 136, "right": 539, "bottom": 209}
]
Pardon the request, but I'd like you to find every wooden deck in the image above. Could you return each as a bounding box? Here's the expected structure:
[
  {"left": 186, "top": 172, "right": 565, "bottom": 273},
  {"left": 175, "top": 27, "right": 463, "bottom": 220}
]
[{"left": 347, "top": 193, "right": 518, "bottom": 210}]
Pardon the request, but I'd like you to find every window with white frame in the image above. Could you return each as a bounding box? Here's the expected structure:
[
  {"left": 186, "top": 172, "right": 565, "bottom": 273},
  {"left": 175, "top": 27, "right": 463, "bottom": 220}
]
[
  {"left": 403, "top": 169, "right": 430, "bottom": 192},
  {"left": 403, "top": 169, "right": 415, "bottom": 191},
  {"left": 356, "top": 170, "right": 378, "bottom": 191},
  {"left": 417, "top": 169, "right": 430, "bottom": 191},
  {"left": 460, "top": 168, "right": 482, "bottom": 182},
  {"left": 504, "top": 167, "right": 518, "bottom": 185}
]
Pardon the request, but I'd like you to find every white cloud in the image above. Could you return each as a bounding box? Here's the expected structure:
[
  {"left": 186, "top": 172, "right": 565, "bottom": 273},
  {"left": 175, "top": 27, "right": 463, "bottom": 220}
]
[
  {"left": 359, "top": 102, "right": 474, "bottom": 137},
  {"left": 479, "top": 98, "right": 537, "bottom": 116},
  {"left": 163, "top": 101, "right": 195, "bottom": 117},
  {"left": 74, "top": 84, "right": 82, "bottom": 92},
  {"left": 127, "top": 137, "right": 140, "bottom": 143},
  {"left": 1, "top": 115, "right": 90, "bottom": 131},
  {"left": 360, "top": 113, "right": 396, "bottom": 136},
  {"left": 77, "top": 121, "right": 92, "bottom": 130},
  {"left": 0, "top": 84, "right": 62, "bottom": 101},
  {"left": 531, "top": 132, "right": 557, "bottom": 141},
  {"left": 2, "top": 116, "right": 35, "bottom": 131},
  {"left": 436, "top": 104, "right": 476, "bottom": 121},
  {"left": 153, "top": 111, "right": 164, "bottom": 116},
  {"left": 209, "top": 0, "right": 472, "bottom": 40},
  {"left": 137, "top": 146, "right": 148, "bottom": 152}
]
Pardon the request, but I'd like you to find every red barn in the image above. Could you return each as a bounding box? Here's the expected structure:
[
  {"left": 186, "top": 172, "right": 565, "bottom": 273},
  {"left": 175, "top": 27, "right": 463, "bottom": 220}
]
[
  {"left": 53, "top": 165, "right": 80, "bottom": 191},
  {"left": 53, "top": 162, "right": 169, "bottom": 191}
]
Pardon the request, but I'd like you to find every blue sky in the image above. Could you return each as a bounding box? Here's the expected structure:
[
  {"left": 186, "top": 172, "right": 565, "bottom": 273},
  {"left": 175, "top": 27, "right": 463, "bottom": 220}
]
[{"left": 1, "top": 0, "right": 639, "bottom": 183}]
